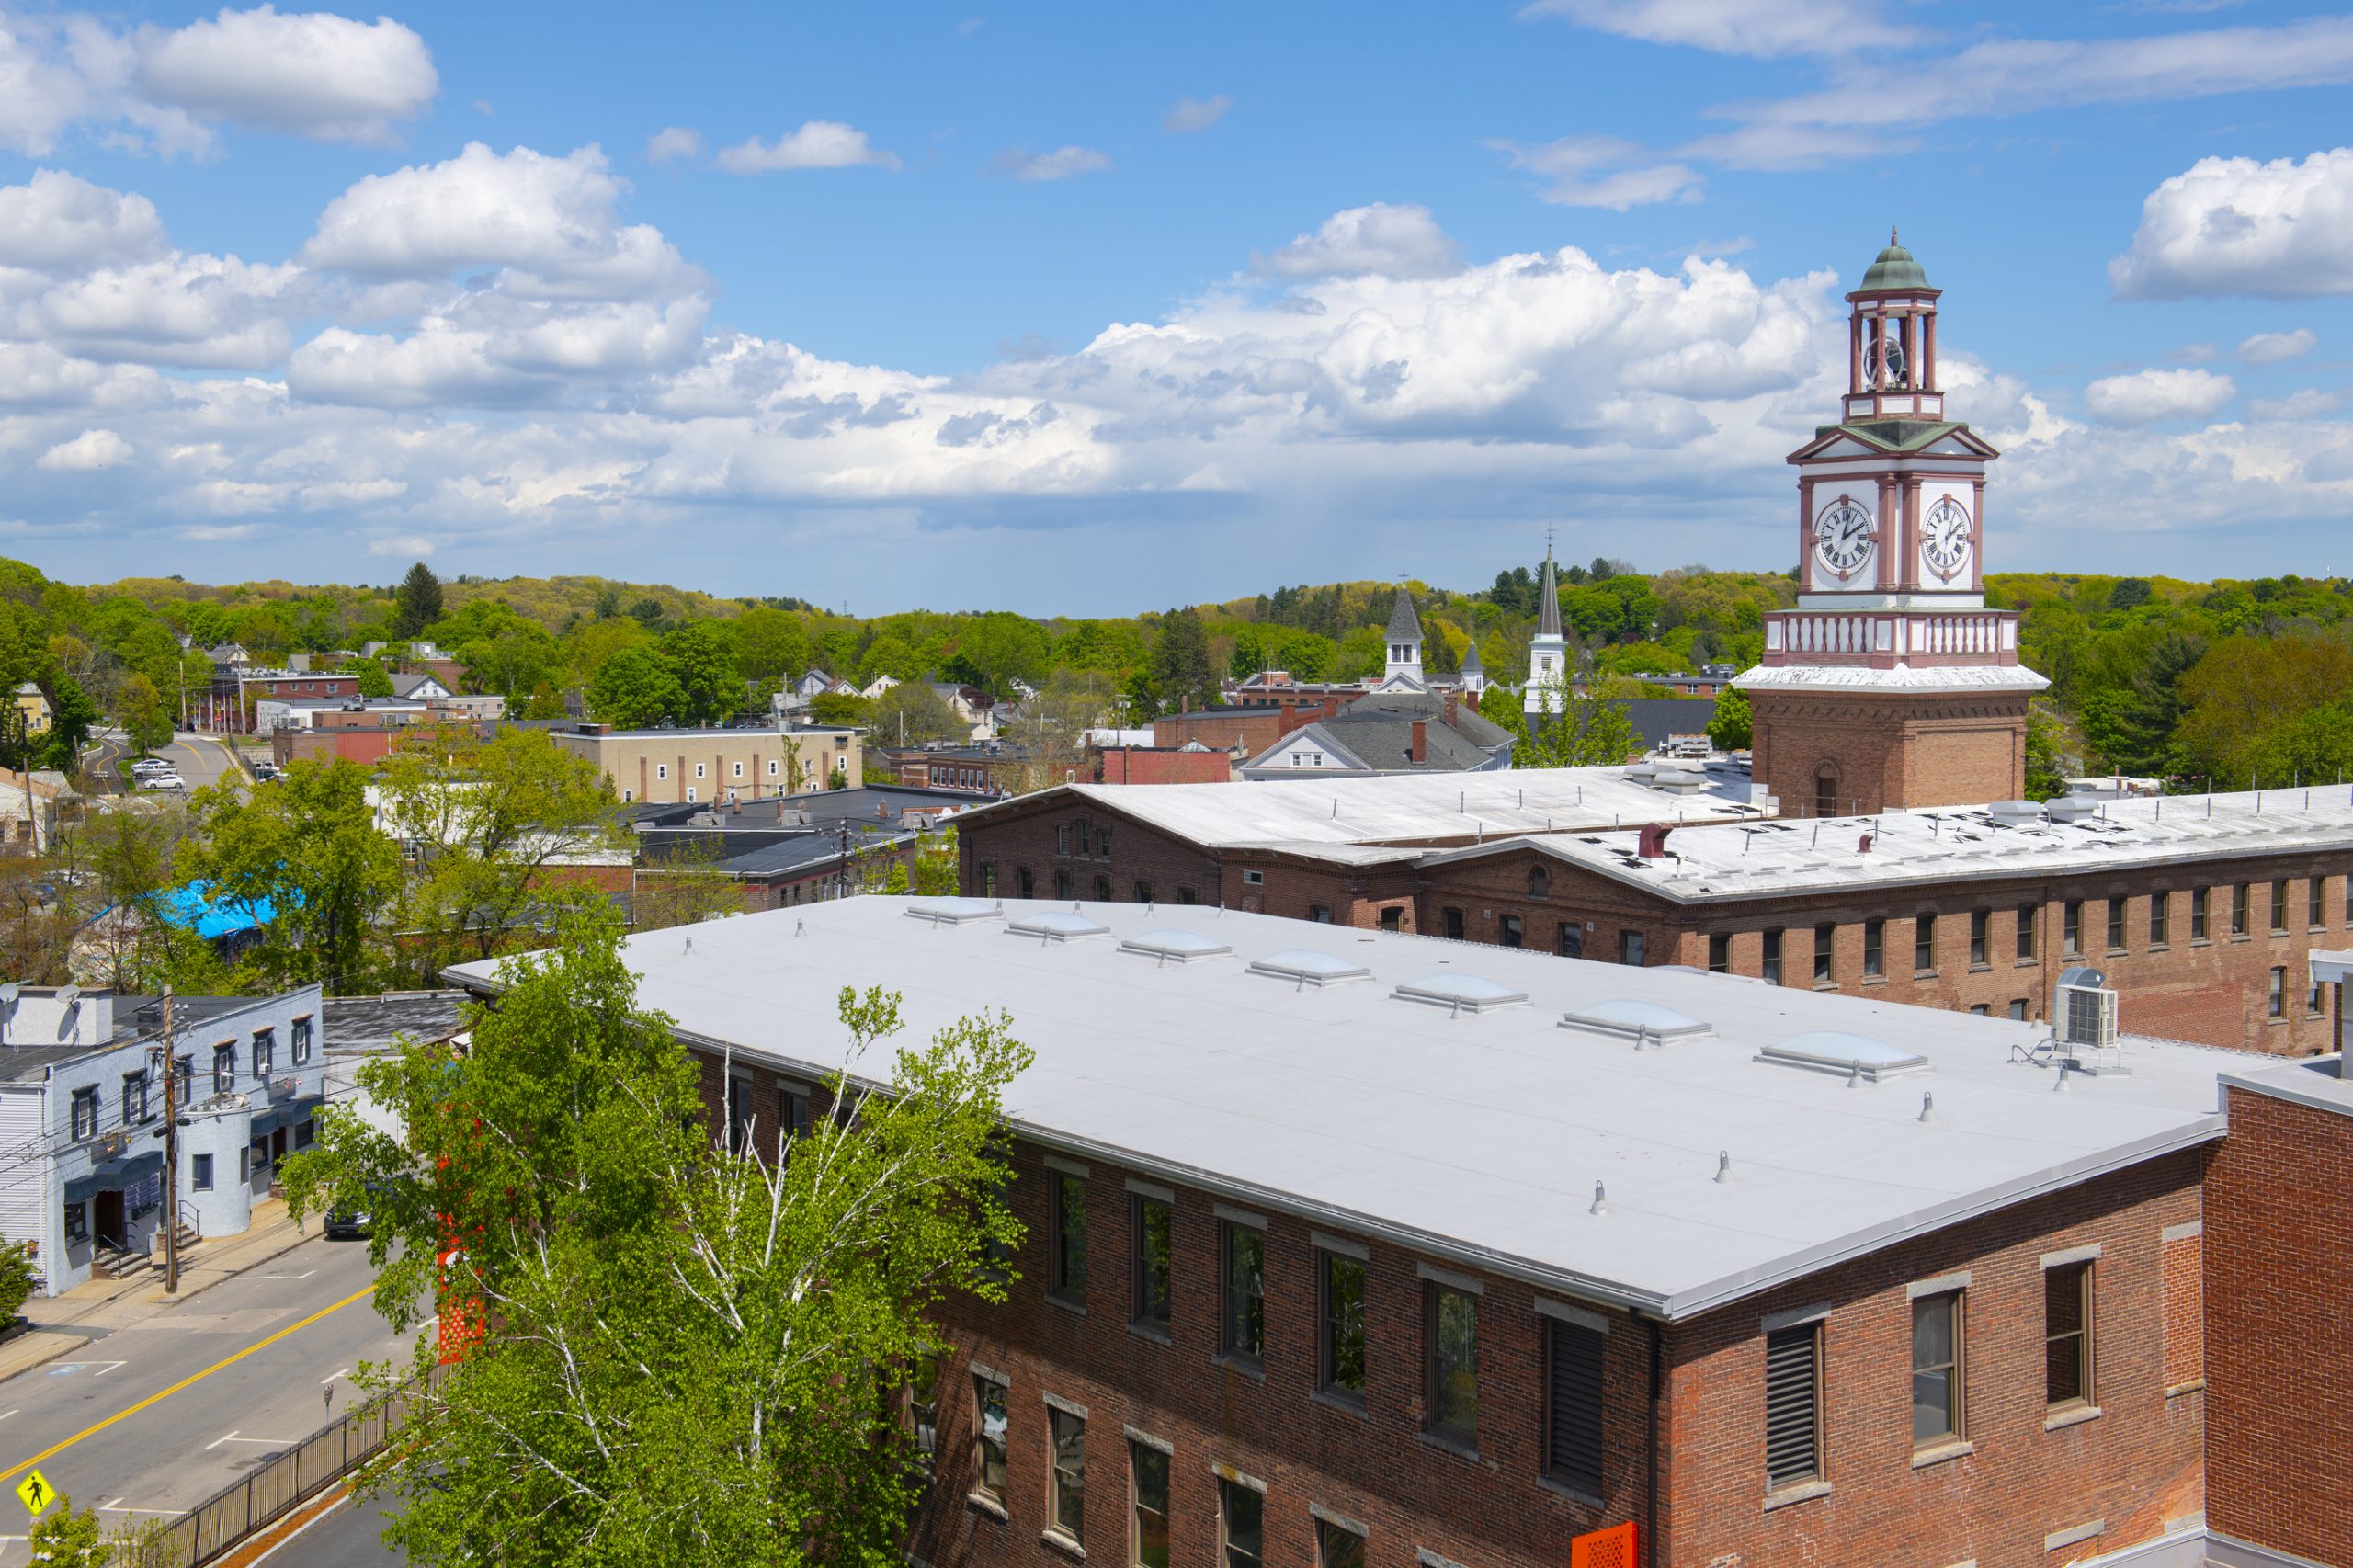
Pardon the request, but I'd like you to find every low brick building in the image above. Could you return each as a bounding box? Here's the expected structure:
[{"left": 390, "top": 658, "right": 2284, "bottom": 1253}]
[
  {"left": 449, "top": 898, "right": 2234, "bottom": 1568},
  {"left": 551, "top": 722, "right": 864, "bottom": 803}
]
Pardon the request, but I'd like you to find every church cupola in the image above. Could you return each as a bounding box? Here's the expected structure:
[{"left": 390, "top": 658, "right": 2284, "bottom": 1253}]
[
  {"left": 1844, "top": 228, "right": 1944, "bottom": 424},
  {"left": 1382, "top": 584, "right": 1426, "bottom": 687},
  {"left": 1524, "top": 546, "right": 1567, "bottom": 717}
]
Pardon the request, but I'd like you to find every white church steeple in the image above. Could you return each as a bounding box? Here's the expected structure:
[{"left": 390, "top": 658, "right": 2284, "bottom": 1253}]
[
  {"left": 1525, "top": 543, "right": 1566, "bottom": 717},
  {"left": 1381, "top": 584, "right": 1426, "bottom": 688}
]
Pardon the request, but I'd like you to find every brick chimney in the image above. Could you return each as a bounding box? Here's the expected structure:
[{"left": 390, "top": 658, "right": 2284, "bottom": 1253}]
[
  {"left": 1637, "top": 823, "right": 1672, "bottom": 858},
  {"left": 1410, "top": 720, "right": 1427, "bottom": 763},
  {"left": 1441, "top": 688, "right": 1460, "bottom": 726}
]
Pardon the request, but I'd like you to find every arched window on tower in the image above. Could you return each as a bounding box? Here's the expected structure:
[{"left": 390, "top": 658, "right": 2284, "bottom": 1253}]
[
  {"left": 1814, "top": 766, "right": 1841, "bottom": 820},
  {"left": 1528, "top": 864, "right": 1551, "bottom": 901}
]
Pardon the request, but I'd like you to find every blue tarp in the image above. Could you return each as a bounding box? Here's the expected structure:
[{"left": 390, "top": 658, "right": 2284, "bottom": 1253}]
[{"left": 155, "top": 882, "right": 275, "bottom": 940}]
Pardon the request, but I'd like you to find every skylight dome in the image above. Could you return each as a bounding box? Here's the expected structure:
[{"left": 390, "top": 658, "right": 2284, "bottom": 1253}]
[
  {"left": 1246, "top": 950, "right": 1371, "bottom": 988},
  {"left": 1006, "top": 910, "right": 1110, "bottom": 942},
  {"left": 1119, "top": 930, "right": 1233, "bottom": 965},
  {"left": 1561, "top": 999, "right": 1712, "bottom": 1045},
  {"left": 1756, "top": 1031, "right": 1929, "bottom": 1082},
  {"left": 904, "top": 897, "right": 1005, "bottom": 926},
  {"left": 1391, "top": 974, "right": 1529, "bottom": 1015}
]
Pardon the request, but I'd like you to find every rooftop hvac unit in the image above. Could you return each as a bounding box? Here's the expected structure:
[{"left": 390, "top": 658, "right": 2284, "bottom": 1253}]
[{"left": 2052, "top": 965, "right": 2123, "bottom": 1070}]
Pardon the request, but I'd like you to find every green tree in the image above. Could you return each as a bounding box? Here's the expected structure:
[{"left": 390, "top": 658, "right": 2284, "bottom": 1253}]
[
  {"left": 0, "top": 1239, "right": 38, "bottom": 1323},
  {"left": 658, "top": 621, "right": 742, "bottom": 725},
  {"left": 867, "top": 682, "right": 968, "bottom": 748},
  {"left": 1705, "top": 686, "right": 1752, "bottom": 751},
  {"left": 586, "top": 645, "right": 686, "bottom": 729},
  {"left": 733, "top": 607, "right": 809, "bottom": 685},
  {"left": 1149, "top": 608, "right": 1214, "bottom": 716},
  {"left": 376, "top": 726, "right": 623, "bottom": 979},
  {"left": 26, "top": 1491, "right": 108, "bottom": 1565},
  {"left": 38, "top": 674, "right": 98, "bottom": 772},
  {"left": 391, "top": 562, "right": 444, "bottom": 639},
  {"left": 341, "top": 657, "right": 395, "bottom": 699},
  {"left": 808, "top": 691, "right": 867, "bottom": 726},
  {"left": 177, "top": 760, "right": 400, "bottom": 994},
  {"left": 631, "top": 840, "right": 745, "bottom": 933},
  {"left": 1518, "top": 678, "right": 1642, "bottom": 767},
  {"left": 281, "top": 913, "right": 1029, "bottom": 1568}
]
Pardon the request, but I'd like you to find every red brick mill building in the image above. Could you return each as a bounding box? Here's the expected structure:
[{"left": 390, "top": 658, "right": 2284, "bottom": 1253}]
[{"left": 444, "top": 895, "right": 2353, "bottom": 1568}]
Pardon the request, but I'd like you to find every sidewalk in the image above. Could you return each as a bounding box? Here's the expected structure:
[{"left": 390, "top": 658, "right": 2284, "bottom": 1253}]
[{"left": 0, "top": 1198, "right": 320, "bottom": 1384}]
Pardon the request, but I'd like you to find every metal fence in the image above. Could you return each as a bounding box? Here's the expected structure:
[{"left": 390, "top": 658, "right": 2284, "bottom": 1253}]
[{"left": 113, "top": 1380, "right": 424, "bottom": 1567}]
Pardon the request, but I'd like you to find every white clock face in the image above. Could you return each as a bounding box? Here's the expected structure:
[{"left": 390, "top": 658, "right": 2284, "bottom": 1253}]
[
  {"left": 1813, "top": 495, "right": 1875, "bottom": 582},
  {"left": 1921, "top": 495, "right": 1972, "bottom": 581}
]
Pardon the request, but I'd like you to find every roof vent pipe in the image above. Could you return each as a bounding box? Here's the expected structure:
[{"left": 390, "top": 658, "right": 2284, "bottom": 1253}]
[
  {"left": 1589, "top": 1181, "right": 1608, "bottom": 1217},
  {"left": 1918, "top": 1091, "right": 1935, "bottom": 1123},
  {"left": 1714, "top": 1151, "right": 1733, "bottom": 1184}
]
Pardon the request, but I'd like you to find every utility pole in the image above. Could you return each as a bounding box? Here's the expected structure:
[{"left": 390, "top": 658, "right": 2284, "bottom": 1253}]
[{"left": 160, "top": 986, "right": 179, "bottom": 1295}]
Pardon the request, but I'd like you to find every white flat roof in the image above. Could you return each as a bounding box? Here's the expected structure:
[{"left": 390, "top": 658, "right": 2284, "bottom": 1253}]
[
  {"left": 448, "top": 898, "right": 2230, "bottom": 1321},
  {"left": 1461, "top": 788, "right": 2353, "bottom": 903},
  {"left": 962, "top": 766, "right": 1765, "bottom": 851}
]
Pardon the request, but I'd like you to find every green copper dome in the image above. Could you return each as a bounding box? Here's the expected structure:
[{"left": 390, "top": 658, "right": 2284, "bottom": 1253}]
[{"left": 1859, "top": 228, "right": 1928, "bottom": 291}]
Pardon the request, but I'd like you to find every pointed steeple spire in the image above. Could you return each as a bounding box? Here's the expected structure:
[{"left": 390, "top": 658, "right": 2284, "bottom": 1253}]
[
  {"left": 1385, "top": 583, "right": 1423, "bottom": 643},
  {"left": 1536, "top": 544, "right": 1563, "bottom": 639}
]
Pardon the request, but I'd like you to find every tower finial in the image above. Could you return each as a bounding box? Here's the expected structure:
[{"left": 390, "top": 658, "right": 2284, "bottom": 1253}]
[{"left": 1891, "top": 223, "right": 1899, "bottom": 246}]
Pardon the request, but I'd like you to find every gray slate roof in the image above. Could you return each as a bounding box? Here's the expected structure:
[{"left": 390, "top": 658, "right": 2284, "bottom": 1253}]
[{"left": 1384, "top": 585, "right": 1422, "bottom": 643}]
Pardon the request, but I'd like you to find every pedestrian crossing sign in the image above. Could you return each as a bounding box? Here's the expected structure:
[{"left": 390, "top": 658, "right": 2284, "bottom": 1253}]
[{"left": 15, "top": 1468, "right": 54, "bottom": 1516}]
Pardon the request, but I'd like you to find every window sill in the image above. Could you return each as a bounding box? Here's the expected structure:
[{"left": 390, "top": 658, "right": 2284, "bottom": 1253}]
[
  {"left": 2017, "top": 958, "right": 2040, "bottom": 968},
  {"left": 1311, "top": 1388, "right": 1369, "bottom": 1420},
  {"left": 1213, "top": 1355, "right": 1266, "bottom": 1383},
  {"left": 1126, "top": 1321, "right": 1171, "bottom": 1346},
  {"left": 1537, "top": 1475, "right": 1604, "bottom": 1509},
  {"left": 1860, "top": 975, "right": 1886, "bottom": 987},
  {"left": 1046, "top": 1295, "right": 1087, "bottom": 1317},
  {"left": 1040, "top": 1530, "right": 1086, "bottom": 1561},
  {"left": 1914, "top": 971, "right": 1938, "bottom": 982},
  {"left": 2165, "top": 1378, "right": 2206, "bottom": 1399},
  {"left": 1812, "top": 982, "right": 1837, "bottom": 992},
  {"left": 965, "top": 1492, "right": 1007, "bottom": 1522},
  {"left": 1969, "top": 963, "right": 1992, "bottom": 974},
  {"left": 2044, "top": 1403, "right": 2103, "bottom": 1433},
  {"left": 1418, "top": 1430, "right": 1481, "bottom": 1463},
  {"left": 2148, "top": 944, "right": 2169, "bottom": 954},
  {"left": 1910, "top": 1439, "right": 1973, "bottom": 1470},
  {"left": 1762, "top": 1480, "right": 1832, "bottom": 1513}
]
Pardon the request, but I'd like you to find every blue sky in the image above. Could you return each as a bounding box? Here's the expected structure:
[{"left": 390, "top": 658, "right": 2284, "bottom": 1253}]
[{"left": 2, "top": 1, "right": 2350, "bottom": 612}]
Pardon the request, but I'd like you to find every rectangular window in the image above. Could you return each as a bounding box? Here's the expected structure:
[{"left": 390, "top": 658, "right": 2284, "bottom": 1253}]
[
  {"left": 70, "top": 1086, "right": 97, "bottom": 1141},
  {"left": 657, "top": 764, "right": 667, "bottom": 779},
  {"left": 121, "top": 1072, "right": 147, "bottom": 1126},
  {"left": 2191, "top": 887, "right": 2210, "bottom": 941},
  {"left": 2271, "top": 878, "right": 2290, "bottom": 934},
  {"left": 1241, "top": 869, "right": 1263, "bottom": 886},
  {"left": 2106, "top": 899, "right": 2126, "bottom": 953},
  {"left": 1051, "top": 1171, "right": 1087, "bottom": 1303},
  {"left": 1427, "top": 1285, "right": 1479, "bottom": 1447},
  {"left": 1556, "top": 923, "right": 1582, "bottom": 959},
  {"left": 726, "top": 1075, "right": 752, "bottom": 1156},
  {"left": 906, "top": 1353, "right": 940, "bottom": 1476},
  {"left": 2017, "top": 903, "right": 2038, "bottom": 961},
  {"left": 252, "top": 1029, "right": 274, "bottom": 1079},
  {"left": 1443, "top": 907, "right": 1464, "bottom": 940},
  {"left": 1049, "top": 1407, "right": 1086, "bottom": 1545},
  {"left": 2232, "top": 883, "right": 2249, "bottom": 937},
  {"left": 2312, "top": 973, "right": 2327, "bottom": 1016},
  {"left": 1057, "top": 825, "right": 1071, "bottom": 857},
  {"left": 1765, "top": 1322, "right": 1822, "bottom": 1490},
  {"left": 694, "top": 763, "right": 706, "bottom": 779},
  {"left": 2009, "top": 999, "right": 2029, "bottom": 1021},
  {"left": 1761, "top": 929, "right": 1781, "bottom": 985},
  {"left": 2045, "top": 1261, "right": 2094, "bottom": 1411},
  {"left": 2150, "top": 892, "right": 2170, "bottom": 948},
  {"left": 1914, "top": 913, "right": 1935, "bottom": 973},
  {"left": 1132, "top": 1196, "right": 1171, "bottom": 1331},
  {"left": 191, "top": 1153, "right": 214, "bottom": 1191},
  {"left": 291, "top": 1016, "right": 312, "bottom": 1064},
  {"left": 732, "top": 761, "right": 743, "bottom": 778},
  {"left": 1545, "top": 1316, "right": 1606, "bottom": 1497},
  {"left": 1619, "top": 929, "right": 1644, "bottom": 966},
  {"left": 1221, "top": 1222, "right": 1264, "bottom": 1364},
  {"left": 213, "top": 1044, "right": 235, "bottom": 1094},
  {"left": 2313, "top": 877, "right": 2328, "bottom": 928},
  {"left": 2269, "top": 967, "right": 2286, "bottom": 1017},
  {"left": 2063, "top": 901, "right": 2083, "bottom": 954},
  {"left": 1498, "top": 915, "right": 1522, "bottom": 948},
  {"left": 1319, "top": 1250, "right": 1366, "bottom": 1401},
  {"left": 1970, "top": 910, "right": 1989, "bottom": 966},
  {"left": 1131, "top": 1442, "right": 1170, "bottom": 1568},
  {"left": 972, "top": 1374, "right": 1008, "bottom": 1503},
  {"left": 63, "top": 1201, "right": 86, "bottom": 1243},
  {"left": 1813, "top": 923, "right": 1834, "bottom": 984},
  {"left": 1316, "top": 1519, "right": 1366, "bottom": 1568},
  {"left": 1861, "top": 920, "right": 1883, "bottom": 978},
  {"left": 1912, "top": 1291, "right": 1963, "bottom": 1447},
  {"left": 1218, "top": 1479, "right": 1262, "bottom": 1568},
  {"left": 1708, "top": 933, "right": 1730, "bottom": 973}
]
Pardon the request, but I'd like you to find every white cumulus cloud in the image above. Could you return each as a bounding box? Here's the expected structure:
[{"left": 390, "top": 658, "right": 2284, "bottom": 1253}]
[
  {"left": 2083, "top": 367, "right": 2237, "bottom": 425},
  {"left": 714, "top": 120, "right": 899, "bottom": 174},
  {"left": 2112, "top": 148, "right": 2353, "bottom": 298},
  {"left": 2238, "top": 326, "right": 2318, "bottom": 363},
  {"left": 37, "top": 427, "right": 132, "bottom": 470},
  {"left": 0, "top": 170, "right": 165, "bottom": 270},
  {"left": 1254, "top": 203, "right": 1463, "bottom": 281},
  {"left": 134, "top": 5, "right": 437, "bottom": 144},
  {"left": 1164, "top": 94, "right": 1231, "bottom": 133},
  {"left": 992, "top": 145, "right": 1112, "bottom": 181},
  {"left": 646, "top": 126, "right": 701, "bottom": 164}
]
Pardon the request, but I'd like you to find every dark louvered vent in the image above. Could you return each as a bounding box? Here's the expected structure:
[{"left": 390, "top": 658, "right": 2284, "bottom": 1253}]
[
  {"left": 1546, "top": 1319, "right": 1605, "bottom": 1495},
  {"left": 1764, "top": 1324, "right": 1820, "bottom": 1489}
]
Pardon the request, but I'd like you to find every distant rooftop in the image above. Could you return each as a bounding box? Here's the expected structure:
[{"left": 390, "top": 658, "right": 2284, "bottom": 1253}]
[{"left": 447, "top": 898, "right": 2231, "bottom": 1320}]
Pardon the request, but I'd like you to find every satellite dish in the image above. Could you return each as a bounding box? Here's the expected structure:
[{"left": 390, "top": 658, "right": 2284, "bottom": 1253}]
[
  {"left": 54, "top": 985, "right": 78, "bottom": 1007},
  {"left": 0, "top": 983, "right": 17, "bottom": 1006}
]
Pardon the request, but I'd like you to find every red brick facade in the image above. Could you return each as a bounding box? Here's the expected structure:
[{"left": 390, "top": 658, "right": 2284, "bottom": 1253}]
[{"left": 1748, "top": 688, "right": 2029, "bottom": 818}]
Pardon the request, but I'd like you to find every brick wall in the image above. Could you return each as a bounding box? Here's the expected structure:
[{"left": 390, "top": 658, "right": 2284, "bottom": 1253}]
[
  {"left": 2205, "top": 1084, "right": 2353, "bottom": 1565},
  {"left": 1749, "top": 689, "right": 2028, "bottom": 815},
  {"left": 1095, "top": 749, "right": 1233, "bottom": 786}
]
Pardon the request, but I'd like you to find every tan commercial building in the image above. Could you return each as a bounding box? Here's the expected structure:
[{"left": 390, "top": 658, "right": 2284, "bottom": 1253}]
[{"left": 551, "top": 722, "right": 863, "bottom": 805}]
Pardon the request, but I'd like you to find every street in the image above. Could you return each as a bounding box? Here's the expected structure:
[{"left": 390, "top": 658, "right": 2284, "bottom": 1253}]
[
  {"left": 0, "top": 1233, "right": 417, "bottom": 1562},
  {"left": 88, "top": 729, "right": 248, "bottom": 801}
]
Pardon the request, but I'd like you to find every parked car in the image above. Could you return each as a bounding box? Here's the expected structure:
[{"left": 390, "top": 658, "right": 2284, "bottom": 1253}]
[{"left": 141, "top": 772, "right": 185, "bottom": 790}]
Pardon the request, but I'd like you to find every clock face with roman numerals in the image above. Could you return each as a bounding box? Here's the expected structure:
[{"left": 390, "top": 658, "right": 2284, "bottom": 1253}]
[
  {"left": 1813, "top": 495, "right": 1875, "bottom": 582},
  {"left": 1921, "top": 494, "right": 1973, "bottom": 581}
]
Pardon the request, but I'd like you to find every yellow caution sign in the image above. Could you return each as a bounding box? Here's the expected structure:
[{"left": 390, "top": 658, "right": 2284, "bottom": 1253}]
[{"left": 15, "top": 1468, "right": 54, "bottom": 1516}]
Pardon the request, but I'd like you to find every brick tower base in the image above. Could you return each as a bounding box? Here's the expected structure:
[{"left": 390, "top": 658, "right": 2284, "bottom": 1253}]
[{"left": 1749, "top": 687, "right": 2029, "bottom": 816}]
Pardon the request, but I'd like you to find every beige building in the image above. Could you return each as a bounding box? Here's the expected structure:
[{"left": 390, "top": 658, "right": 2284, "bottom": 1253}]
[{"left": 551, "top": 722, "right": 864, "bottom": 804}]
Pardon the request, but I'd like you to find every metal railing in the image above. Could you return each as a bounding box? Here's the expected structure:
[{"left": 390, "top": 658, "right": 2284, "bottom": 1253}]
[{"left": 112, "top": 1379, "right": 426, "bottom": 1566}]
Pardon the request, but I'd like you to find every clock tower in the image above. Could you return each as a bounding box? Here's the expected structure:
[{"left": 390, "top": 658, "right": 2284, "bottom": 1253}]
[{"left": 1735, "top": 233, "right": 2048, "bottom": 816}]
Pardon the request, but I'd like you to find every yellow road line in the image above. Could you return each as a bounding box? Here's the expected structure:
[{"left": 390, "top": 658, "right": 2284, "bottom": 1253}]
[{"left": 0, "top": 1284, "right": 374, "bottom": 1485}]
